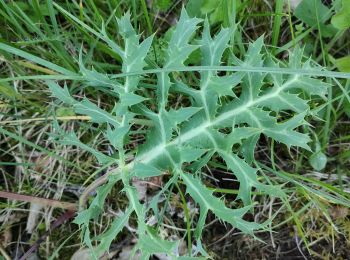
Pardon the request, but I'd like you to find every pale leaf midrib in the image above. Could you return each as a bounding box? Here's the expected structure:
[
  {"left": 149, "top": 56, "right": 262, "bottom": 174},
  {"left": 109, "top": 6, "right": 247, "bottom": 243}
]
[{"left": 137, "top": 76, "right": 299, "bottom": 164}]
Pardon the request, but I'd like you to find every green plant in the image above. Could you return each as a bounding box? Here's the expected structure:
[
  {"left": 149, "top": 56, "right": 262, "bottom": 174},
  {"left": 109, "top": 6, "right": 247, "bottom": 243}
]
[
  {"left": 2, "top": 3, "right": 350, "bottom": 258},
  {"left": 44, "top": 8, "right": 335, "bottom": 258}
]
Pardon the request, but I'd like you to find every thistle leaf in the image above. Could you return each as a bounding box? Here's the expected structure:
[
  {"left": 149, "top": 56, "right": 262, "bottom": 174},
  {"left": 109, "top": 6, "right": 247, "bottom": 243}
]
[
  {"left": 46, "top": 7, "right": 331, "bottom": 258},
  {"left": 137, "top": 227, "right": 178, "bottom": 256},
  {"left": 57, "top": 131, "right": 114, "bottom": 164},
  {"left": 94, "top": 206, "right": 133, "bottom": 256},
  {"left": 47, "top": 81, "right": 76, "bottom": 105},
  {"left": 74, "top": 99, "right": 120, "bottom": 127},
  {"left": 164, "top": 9, "right": 201, "bottom": 68},
  {"left": 180, "top": 171, "right": 261, "bottom": 239}
]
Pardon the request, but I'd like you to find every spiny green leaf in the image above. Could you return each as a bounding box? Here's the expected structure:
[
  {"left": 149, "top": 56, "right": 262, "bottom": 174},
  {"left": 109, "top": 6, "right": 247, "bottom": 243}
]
[
  {"left": 74, "top": 98, "right": 120, "bottom": 127},
  {"left": 133, "top": 163, "right": 163, "bottom": 178},
  {"left": 164, "top": 9, "right": 201, "bottom": 68},
  {"left": 200, "top": 19, "right": 231, "bottom": 67},
  {"left": 94, "top": 206, "right": 133, "bottom": 256},
  {"left": 79, "top": 50, "right": 122, "bottom": 92},
  {"left": 74, "top": 175, "right": 121, "bottom": 256},
  {"left": 207, "top": 74, "right": 242, "bottom": 97},
  {"left": 138, "top": 227, "right": 178, "bottom": 255},
  {"left": 180, "top": 171, "right": 261, "bottom": 238},
  {"left": 119, "top": 92, "right": 148, "bottom": 106},
  {"left": 166, "top": 107, "right": 202, "bottom": 125},
  {"left": 106, "top": 123, "right": 130, "bottom": 149},
  {"left": 56, "top": 130, "right": 114, "bottom": 164},
  {"left": 47, "top": 81, "right": 76, "bottom": 105},
  {"left": 220, "top": 151, "right": 284, "bottom": 205},
  {"left": 44, "top": 7, "right": 332, "bottom": 258}
]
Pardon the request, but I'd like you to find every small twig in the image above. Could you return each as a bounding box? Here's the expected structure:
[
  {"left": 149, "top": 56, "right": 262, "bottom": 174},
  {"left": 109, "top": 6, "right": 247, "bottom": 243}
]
[
  {"left": 0, "top": 191, "right": 77, "bottom": 211},
  {"left": 78, "top": 172, "right": 110, "bottom": 211},
  {"left": 1, "top": 171, "right": 112, "bottom": 213},
  {"left": 78, "top": 162, "right": 130, "bottom": 211}
]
